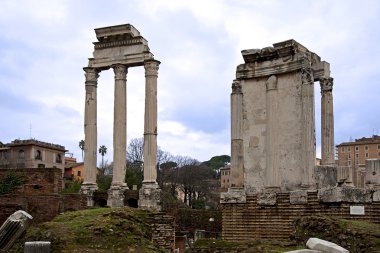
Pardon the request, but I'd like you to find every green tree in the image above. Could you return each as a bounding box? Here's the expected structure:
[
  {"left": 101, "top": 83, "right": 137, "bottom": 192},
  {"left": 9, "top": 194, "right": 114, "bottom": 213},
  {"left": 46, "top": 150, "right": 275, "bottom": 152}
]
[
  {"left": 98, "top": 145, "right": 107, "bottom": 170},
  {"left": 79, "top": 140, "right": 85, "bottom": 162}
]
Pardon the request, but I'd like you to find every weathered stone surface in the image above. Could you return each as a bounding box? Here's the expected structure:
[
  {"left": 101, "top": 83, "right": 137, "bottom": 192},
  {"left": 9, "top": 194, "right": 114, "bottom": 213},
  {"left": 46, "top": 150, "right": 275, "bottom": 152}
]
[
  {"left": 314, "top": 165, "right": 337, "bottom": 188},
  {"left": 257, "top": 192, "right": 276, "bottom": 205},
  {"left": 373, "top": 190, "right": 380, "bottom": 202},
  {"left": 285, "top": 250, "right": 322, "bottom": 253},
  {"left": 107, "top": 184, "right": 128, "bottom": 208},
  {"left": 138, "top": 183, "right": 161, "bottom": 211},
  {"left": 290, "top": 190, "right": 308, "bottom": 204},
  {"left": 24, "top": 241, "right": 51, "bottom": 253},
  {"left": 220, "top": 188, "right": 246, "bottom": 204},
  {"left": 365, "top": 159, "right": 380, "bottom": 188},
  {"left": 306, "top": 238, "right": 348, "bottom": 253},
  {"left": 236, "top": 40, "right": 330, "bottom": 193},
  {"left": 0, "top": 210, "right": 33, "bottom": 252},
  {"left": 318, "top": 186, "right": 372, "bottom": 203}
]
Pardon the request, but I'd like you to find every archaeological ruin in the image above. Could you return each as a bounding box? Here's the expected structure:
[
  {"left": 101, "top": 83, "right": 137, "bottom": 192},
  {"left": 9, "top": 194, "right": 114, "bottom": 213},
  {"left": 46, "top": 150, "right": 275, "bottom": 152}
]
[
  {"left": 80, "top": 24, "right": 161, "bottom": 210},
  {"left": 221, "top": 39, "right": 380, "bottom": 241}
]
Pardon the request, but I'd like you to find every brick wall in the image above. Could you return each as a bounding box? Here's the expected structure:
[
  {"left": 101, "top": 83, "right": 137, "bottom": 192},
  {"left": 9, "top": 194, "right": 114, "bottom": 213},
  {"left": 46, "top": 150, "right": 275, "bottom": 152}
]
[
  {"left": 0, "top": 168, "right": 63, "bottom": 194},
  {"left": 222, "top": 191, "right": 380, "bottom": 241},
  {"left": 0, "top": 193, "right": 86, "bottom": 225},
  {"left": 148, "top": 213, "right": 175, "bottom": 251}
]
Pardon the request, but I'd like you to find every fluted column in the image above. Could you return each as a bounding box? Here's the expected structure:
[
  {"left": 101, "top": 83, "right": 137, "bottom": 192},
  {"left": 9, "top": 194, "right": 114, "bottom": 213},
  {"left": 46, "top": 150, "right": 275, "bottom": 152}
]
[
  {"left": 112, "top": 64, "right": 128, "bottom": 186},
  {"left": 143, "top": 60, "right": 160, "bottom": 183},
  {"left": 301, "top": 65, "right": 316, "bottom": 188},
  {"left": 320, "top": 77, "right": 335, "bottom": 165},
  {"left": 230, "top": 80, "right": 244, "bottom": 188},
  {"left": 83, "top": 67, "right": 99, "bottom": 186},
  {"left": 265, "top": 75, "right": 279, "bottom": 189}
]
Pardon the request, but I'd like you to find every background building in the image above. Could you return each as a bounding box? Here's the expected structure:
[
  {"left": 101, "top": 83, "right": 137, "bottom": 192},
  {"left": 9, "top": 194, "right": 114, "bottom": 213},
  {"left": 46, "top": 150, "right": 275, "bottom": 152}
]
[
  {"left": 336, "top": 135, "right": 380, "bottom": 187},
  {"left": 0, "top": 139, "right": 66, "bottom": 172}
]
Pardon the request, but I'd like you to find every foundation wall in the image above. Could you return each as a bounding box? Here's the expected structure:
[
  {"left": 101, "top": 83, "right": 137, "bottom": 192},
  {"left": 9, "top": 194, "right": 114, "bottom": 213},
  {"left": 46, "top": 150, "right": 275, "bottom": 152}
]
[
  {"left": 222, "top": 191, "right": 380, "bottom": 241},
  {"left": 0, "top": 193, "right": 86, "bottom": 225}
]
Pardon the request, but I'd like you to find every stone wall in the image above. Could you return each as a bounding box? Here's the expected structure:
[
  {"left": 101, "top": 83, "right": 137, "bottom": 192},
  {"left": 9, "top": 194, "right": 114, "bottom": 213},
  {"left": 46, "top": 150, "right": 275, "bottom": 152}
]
[
  {"left": 148, "top": 213, "right": 175, "bottom": 251},
  {"left": 222, "top": 191, "right": 380, "bottom": 241},
  {"left": 0, "top": 168, "right": 63, "bottom": 194},
  {"left": 0, "top": 193, "right": 86, "bottom": 225}
]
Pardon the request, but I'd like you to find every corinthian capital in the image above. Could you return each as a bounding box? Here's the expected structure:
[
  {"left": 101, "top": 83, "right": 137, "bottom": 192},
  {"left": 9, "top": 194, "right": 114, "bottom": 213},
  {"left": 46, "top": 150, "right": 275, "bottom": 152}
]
[
  {"left": 113, "top": 64, "right": 128, "bottom": 80},
  {"left": 83, "top": 67, "right": 100, "bottom": 83},
  {"left": 232, "top": 80, "right": 242, "bottom": 93},
  {"left": 320, "top": 77, "right": 334, "bottom": 92},
  {"left": 144, "top": 60, "right": 160, "bottom": 77}
]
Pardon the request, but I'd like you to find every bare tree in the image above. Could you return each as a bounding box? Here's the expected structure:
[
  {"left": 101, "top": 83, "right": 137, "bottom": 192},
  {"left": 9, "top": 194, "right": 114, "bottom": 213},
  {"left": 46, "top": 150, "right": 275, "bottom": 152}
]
[{"left": 127, "top": 138, "right": 144, "bottom": 163}]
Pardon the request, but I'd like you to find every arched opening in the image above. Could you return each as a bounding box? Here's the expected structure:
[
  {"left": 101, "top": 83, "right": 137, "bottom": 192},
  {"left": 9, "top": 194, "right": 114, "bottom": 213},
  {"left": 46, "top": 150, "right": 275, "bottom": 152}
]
[{"left": 127, "top": 198, "right": 138, "bottom": 208}]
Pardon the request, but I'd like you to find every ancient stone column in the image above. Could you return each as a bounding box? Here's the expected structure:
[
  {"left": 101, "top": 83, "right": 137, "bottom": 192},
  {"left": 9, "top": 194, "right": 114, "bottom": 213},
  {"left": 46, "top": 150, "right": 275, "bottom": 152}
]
[
  {"left": 108, "top": 64, "right": 128, "bottom": 208},
  {"left": 81, "top": 67, "right": 99, "bottom": 205},
  {"left": 0, "top": 210, "right": 33, "bottom": 252},
  {"left": 24, "top": 242, "right": 51, "bottom": 253},
  {"left": 143, "top": 59, "right": 160, "bottom": 184},
  {"left": 301, "top": 65, "right": 316, "bottom": 188},
  {"left": 320, "top": 77, "right": 335, "bottom": 165},
  {"left": 230, "top": 80, "right": 244, "bottom": 188},
  {"left": 139, "top": 59, "right": 161, "bottom": 211},
  {"left": 112, "top": 64, "right": 128, "bottom": 185},
  {"left": 265, "top": 75, "right": 279, "bottom": 190}
]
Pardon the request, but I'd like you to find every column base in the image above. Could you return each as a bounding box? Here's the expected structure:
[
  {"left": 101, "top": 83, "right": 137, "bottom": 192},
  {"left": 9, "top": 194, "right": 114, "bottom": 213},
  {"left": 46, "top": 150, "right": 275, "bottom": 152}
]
[
  {"left": 220, "top": 187, "right": 246, "bottom": 203},
  {"left": 107, "top": 183, "right": 128, "bottom": 208},
  {"left": 138, "top": 183, "right": 161, "bottom": 211},
  {"left": 80, "top": 183, "right": 98, "bottom": 207},
  {"left": 264, "top": 186, "right": 281, "bottom": 193}
]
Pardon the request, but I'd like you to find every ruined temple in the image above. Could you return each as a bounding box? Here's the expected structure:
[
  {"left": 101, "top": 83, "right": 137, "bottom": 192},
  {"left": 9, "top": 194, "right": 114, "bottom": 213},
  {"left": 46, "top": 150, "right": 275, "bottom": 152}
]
[{"left": 221, "top": 40, "right": 380, "bottom": 241}]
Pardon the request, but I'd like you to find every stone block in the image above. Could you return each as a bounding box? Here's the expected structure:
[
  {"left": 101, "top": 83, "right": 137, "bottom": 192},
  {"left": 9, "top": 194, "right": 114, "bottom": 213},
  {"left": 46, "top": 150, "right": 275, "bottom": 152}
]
[
  {"left": 285, "top": 250, "right": 322, "bottom": 253},
  {"left": 24, "top": 241, "right": 51, "bottom": 253},
  {"left": 138, "top": 183, "right": 161, "bottom": 211},
  {"left": 314, "top": 166, "right": 337, "bottom": 188},
  {"left": 220, "top": 188, "right": 246, "bottom": 204},
  {"left": 318, "top": 186, "right": 372, "bottom": 203},
  {"left": 373, "top": 190, "right": 380, "bottom": 202},
  {"left": 258, "top": 192, "right": 276, "bottom": 205},
  {"left": 290, "top": 190, "right": 308, "bottom": 204},
  {"left": 306, "top": 238, "right": 348, "bottom": 253}
]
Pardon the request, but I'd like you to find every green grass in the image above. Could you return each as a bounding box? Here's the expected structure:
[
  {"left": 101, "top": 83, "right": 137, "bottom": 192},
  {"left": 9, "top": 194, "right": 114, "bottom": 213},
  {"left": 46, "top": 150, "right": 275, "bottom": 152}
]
[{"left": 10, "top": 208, "right": 166, "bottom": 253}]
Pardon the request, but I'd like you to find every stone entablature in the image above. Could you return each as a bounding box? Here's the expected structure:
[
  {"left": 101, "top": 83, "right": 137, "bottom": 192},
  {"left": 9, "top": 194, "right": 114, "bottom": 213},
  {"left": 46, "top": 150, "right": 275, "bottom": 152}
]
[{"left": 89, "top": 24, "right": 153, "bottom": 70}]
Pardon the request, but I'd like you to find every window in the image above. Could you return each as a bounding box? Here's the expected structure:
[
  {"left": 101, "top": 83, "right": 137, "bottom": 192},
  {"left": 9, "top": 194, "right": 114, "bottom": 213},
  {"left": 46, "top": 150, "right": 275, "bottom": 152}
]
[
  {"left": 341, "top": 147, "right": 345, "bottom": 152},
  {"left": 355, "top": 153, "right": 359, "bottom": 158},
  {"left": 18, "top": 150, "right": 25, "bottom": 159},
  {"left": 56, "top": 154, "right": 62, "bottom": 163},
  {"left": 77, "top": 171, "right": 81, "bottom": 177},
  {"left": 378, "top": 144, "right": 380, "bottom": 149},
  {"left": 348, "top": 160, "right": 351, "bottom": 166},
  {"left": 355, "top": 146, "right": 359, "bottom": 151},
  {"left": 365, "top": 153, "right": 369, "bottom": 158},
  {"left": 348, "top": 153, "right": 351, "bottom": 159},
  {"left": 348, "top": 146, "right": 351, "bottom": 152},
  {"left": 365, "top": 145, "right": 369, "bottom": 150},
  {"left": 356, "top": 160, "right": 359, "bottom": 165},
  {"left": 35, "top": 150, "right": 42, "bottom": 160}
]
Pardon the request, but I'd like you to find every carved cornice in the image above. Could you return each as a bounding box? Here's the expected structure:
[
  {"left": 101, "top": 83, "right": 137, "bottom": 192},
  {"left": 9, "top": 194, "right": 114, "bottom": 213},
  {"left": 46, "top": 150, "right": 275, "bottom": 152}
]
[
  {"left": 232, "top": 80, "right": 242, "bottom": 93},
  {"left": 83, "top": 67, "right": 100, "bottom": 86},
  {"left": 113, "top": 64, "right": 128, "bottom": 80},
  {"left": 144, "top": 60, "right": 160, "bottom": 77},
  {"left": 94, "top": 37, "right": 148, "bottom": 49},
  {"left": 320, "top": 77, "right": 334, "bottom": 92}
]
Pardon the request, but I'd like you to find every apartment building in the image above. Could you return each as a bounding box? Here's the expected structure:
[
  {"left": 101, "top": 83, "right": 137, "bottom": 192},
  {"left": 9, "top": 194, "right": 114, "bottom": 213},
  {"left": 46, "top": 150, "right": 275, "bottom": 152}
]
[{"left": 336, "top": 135, "right": 380, "bottom": 186}]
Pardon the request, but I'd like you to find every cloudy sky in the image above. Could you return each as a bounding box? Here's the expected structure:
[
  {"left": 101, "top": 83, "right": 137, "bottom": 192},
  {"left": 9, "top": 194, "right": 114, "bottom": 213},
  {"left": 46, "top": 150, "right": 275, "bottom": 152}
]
[{"left": 0, "top": 0, "right": 379, "bottom": 164}]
